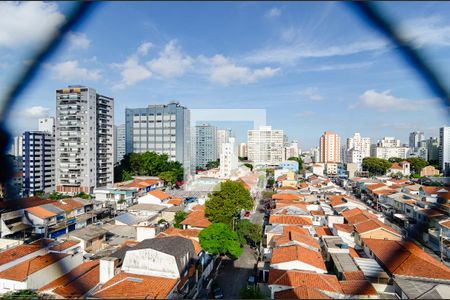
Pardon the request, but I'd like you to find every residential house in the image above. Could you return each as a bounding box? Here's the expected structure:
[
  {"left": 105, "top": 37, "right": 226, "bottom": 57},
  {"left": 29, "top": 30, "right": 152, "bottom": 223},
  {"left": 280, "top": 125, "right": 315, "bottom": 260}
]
[
  {"left": 387, "top": 161, "right": 410, "bottom": 177},
  {"left": 0, "top": 239, "right": 53, "bottom": 272},
  {"left": 180, "top": 206, "right": 211, "bottom": 230},
  {"left": 93, "top": 187, "right": 138, "bottom": 209},
  {"left": 64, "top": 224, "right": 107, "bottom": 254},
  {"left": 270, "top": 245, "right": 327, "bottom": 273},
  {"left": 137, "top": 190, "right": 173, "bottom": 205}
]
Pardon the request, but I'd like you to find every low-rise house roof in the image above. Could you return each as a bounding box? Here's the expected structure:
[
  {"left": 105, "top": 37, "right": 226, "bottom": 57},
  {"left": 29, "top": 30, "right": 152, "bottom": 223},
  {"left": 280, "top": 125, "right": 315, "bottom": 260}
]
[
  {"left": 339, "top": 280, "right": 378, "bottom": 296},
  {"left": 283, "top": 226, "right": 310, "bottom": 236},
  {"left": 354, "top": 219, "right": 400, "bottom": 235},
  {"left": 274, "top": 286, "right": 330, "bottom": 299},
  {"left": 268, "top": 269, "right": 342, "bottom": 293},
  {"left": 128, "top": 203, "right": 167, "bottom": 212},
  {"left": 314, "top": 226, "right": 333, "bottom": 236},
  {"left": 51, "top": 198, "right": 85, "bottom": 212},
  {"left": 25, "top": 206, "right": 57, "bottom": 219},
  {"left": 334, "top": 223, "right": 354, "bottom": 233},
  {"left": 39, "top": 260, "right": 99, "bottom": 298},
  {"left": 180, "top": 210, "right": 211, "bottom": 228},
  {"left": 166, "top": 198, "right": 184, "bottom": 206},
  {"left": 363, "top": 238, "right": 450, "bottom": 280},
  {"left": 272, "top": 193, "right": 302, "bottom": 201},
  {"left": 0, "top": 252, "right": 69, "bottom": 281},
  {"left": 271, "top": 245, "right": 326, "bottom": 272},
  {"left": 272, "top": 231, "right": 320, "bottom": 251},
  {"left": 342, "top": 270, "right": 366, "bottom": 281},
  {"left": 67, "top": 225, "right": 107, "bottom": 241},
  {"left": 91, "top": 272, "right": 178, "bottom": 299},
  {"left": 0, "top": 241, "right": 49, "bottom": 267},
  {"left": 148, "top": 190, "right": 172, "bottom": 200},
  {"left": 269, "top": 215, "right": 313, "bottom": 226},
  {"left": 366, "top": 183, "right": 388, "bottom": 192},
  {"left": 49, "top": 240, "right": 80, "bottom": 252},
  {"left": 157, "top": 228, "right": 201, "bottom": 239}
]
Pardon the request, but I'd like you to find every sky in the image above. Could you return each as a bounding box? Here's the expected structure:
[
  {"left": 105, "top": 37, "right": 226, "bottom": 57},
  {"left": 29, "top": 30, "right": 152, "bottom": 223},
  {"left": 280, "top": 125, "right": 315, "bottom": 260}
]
[{"left": 0, "top": 1, "right": 449, "bottom": 149}]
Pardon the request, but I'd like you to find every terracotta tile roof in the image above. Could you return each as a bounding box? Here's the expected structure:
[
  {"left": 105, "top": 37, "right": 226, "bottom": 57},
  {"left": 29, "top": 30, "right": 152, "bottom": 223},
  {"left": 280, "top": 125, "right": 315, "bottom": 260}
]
[
  {"left": 421, "top": 186, "right": 450, "bottom": 195},
  {"left": 271, "top": 245, "right": 326, "bottom": 271},
  {"left": 440, "top": 219, "right": 450, "bottom": 229},
  {"left": 354, "top": 219, "right": 400, "bottom": 235},
  {"left": 328, "top": 195, "right": 347, "bottom": 207},
  {"left": 52, "top": 198, "right": 85, "bottom": 212},
  {"left": 0, "top": 244, "right": 43, "bottom": 266},
  {"left": 92, "top": 272, "right": 178, "bottom": 299},
  {"left": 159, "top": 227, "right": 201, "bottom": 239},
  {"left": 299, "top": 182, "right": 308, "bottom": 189},
  {"left": 341, "top": 208, "right": 364, "bottom": 218},
  {"left": 166, "top": 197, "right": 184, "bottom": 206},
  {"left": 39, "top": 260, "right": 99, "bottom": 293},
  {"left": 275, "top": 201, "right": 308, "bottom": 210},
  {"left": 310, "top": 210, "right": 325, "bottom": 216},
  {"left": 272, "top": 193, "right": 302, "bottom": 201},
  {"left": 269, "top": 215, "right": 313, "bottom": 226},
  {"left": 348, "top": 247, "right": 360, "bottom": 258},
  {"left": 373, "top": 189, "right": 398, "bottom": 196},
  {"left": 334, "top": 223, "right": 354, "bottom": 233},
  {"left": 118, "top": 179, "right": 162, "bottom": 189},
  {"left": 342, "top": 270, "right": 366, "bottom": 280},
  {"left": 314, "top": 226, "right": 332, "bottom": 236},
  {"left": 0, "top": 253, "right": 69, "bottom": 281},
  {"left": 191, "top": 204, "right": 205, "bottom": 212},
  {"left": 389, "top": 163, "right": 403, "bottom": 170},
  {"left": 340, "top": 280, "right": 377, "bottom": 296},
  {"left": 366, "top": 183, "right": 387, "bottom": 192},
  {"left": 389, "top": 178, "right": 409, "bottom": 184},
  {"left": 283, "top": 226, "right": 310, "bottom": 236},
  {"left": 274, "top": 286, "right": 330, "bottom": 299},
  {"left": 190, "top": 239, "right": 202, "bottom": 255},
  {"left": 439, "top": 192, "right": 450, "bottom": 200},
  {"left": 268, "top": 269, "right": 342, "bottom": 293},
  {"left": 273, "top": 231, "right": 320, "bottom": 250},
  {"left": 49, "top": 240, "right": 80, "bottom": 252},
  {"left": 25, "top": 206, "right": 57, "bottom": 219},
  {"left": 181, "top": 211, "right": 211, "bottom": 228},
  {"left": 277, "top": 186, "right": 298, "bottom": 191},
  {"left": 345, "top": 211, "right": 377, "bottom": 225},
  {"left": 148, "top": 190, "right": 172, "bottom": 200},
  {"left": 363, "top": 238, "right": 450, "bottom": 280}
]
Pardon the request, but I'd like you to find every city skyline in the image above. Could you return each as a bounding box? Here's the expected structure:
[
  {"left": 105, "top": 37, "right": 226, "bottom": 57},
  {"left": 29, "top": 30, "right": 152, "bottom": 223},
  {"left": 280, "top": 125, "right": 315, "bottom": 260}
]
[{"left": 1, "top": 2, "right": 449, "bottom": 149}]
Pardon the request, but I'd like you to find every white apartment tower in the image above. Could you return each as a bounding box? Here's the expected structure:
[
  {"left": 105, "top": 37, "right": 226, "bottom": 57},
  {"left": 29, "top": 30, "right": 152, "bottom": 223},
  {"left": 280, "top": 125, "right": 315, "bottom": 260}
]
[
  {"left": 319, "top": 131, "right": 341, "bottom": 163},
  {"left": 439, "top": 126, "right": 450, "bottom": 176},
  {"left": 247, "top": 126, "right": 284, "bottom": 165},
  {"left": 195, "top": 123, "right": 218, "bottom": 169},
  {"left": 114, "top": 124, "right": 126, "bottom": 164},
  {"left": 238, "top": 143, "right": 248, "bottom": 158},
  {"left": 220, "top": 137, "right": 238, "bottom": 178},
  {"left": 345, "top": 133, "right": 371, "bottom": 168},
  {"left": 216, "top": 129, "right": 230, "bottom": 158},
  {"left": 55, "top": 86, "right": 114, "bottom": 194},
  {"left": 409, "top": 131, "right": 425, "bottom": 148},
  {"left": 283, "top": 140, "right": 300, "bottom": 161},
  {"left": 371, "top": 136, "right": 411, "bottom": 160}
]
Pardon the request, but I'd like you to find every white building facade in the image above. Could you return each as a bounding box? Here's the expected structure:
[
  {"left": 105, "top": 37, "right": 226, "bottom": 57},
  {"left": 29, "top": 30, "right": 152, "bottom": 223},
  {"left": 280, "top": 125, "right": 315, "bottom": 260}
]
[
  {"left": 247, "top": 126, "right": 284, "bottom": 165},
  {"left": 220, "top": 137, "right": 238, "bottom": 178},
  {"left": 440, "top": 126, "right": 450, "bottom": 176},
  {"left": 114, "top": 124, "right": 126, "bottom": 164}
]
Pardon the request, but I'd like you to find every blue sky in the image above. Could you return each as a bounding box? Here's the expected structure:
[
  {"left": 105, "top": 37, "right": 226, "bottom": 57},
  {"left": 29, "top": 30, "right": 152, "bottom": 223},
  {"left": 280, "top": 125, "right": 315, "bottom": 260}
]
[{"left": 0, "top": 1, "right": 449, "bottom": 149}]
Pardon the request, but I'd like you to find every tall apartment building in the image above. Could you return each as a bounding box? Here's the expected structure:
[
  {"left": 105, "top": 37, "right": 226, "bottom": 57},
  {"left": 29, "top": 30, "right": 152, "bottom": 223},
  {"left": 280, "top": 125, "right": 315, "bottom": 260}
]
[
  {"left": 216, "top": 129, "right": 230, "bottom": 158},
  {"left": 125, "top": 102, "right": 190, "bottom": 172},
  {"left": 55, "top": 86, "right": 114, "bottom": 194},
  {"left": 345, "top": 133, "right": 371, "bottom": 168},
  {"left": 319, "top": 131, "right": 341, "bottom": 163},
  {"left": 371, "top": 137, "right": 410, "bottom": 160},
  {"left": 247, "top": 126, "right": 284, "bottom": 165},
  {"left": 283, "top": 140, "right": 299, "bottom": 161},
  {"left": 220, "top": 137, "right": 238, "bottom": 178},
  {"left": 439, "top": 126, "right": 450, "bottom": 176},
  {"left": 427, "top": 137, "right": 440, "bottom": 162},
  {"left": 195, "top": 123, "right": 217, "bottom": 169},
  {"left": 409, "top": 131, "right": 425, "bottom": 148},
  {"left": 22, "top": 131, "right": 55, "bottom": 196},
  {"left": 39, "top": 118, "right": 55, "bottom": 135},
  {"left": 9, "top": 136, "right": 23, "bottom": 157},
  {"left": 238, "top": 143, "right": 248, "bottom": 158},
  {"left": 114, "top": 124, "right": 126, "bottom": 164}
]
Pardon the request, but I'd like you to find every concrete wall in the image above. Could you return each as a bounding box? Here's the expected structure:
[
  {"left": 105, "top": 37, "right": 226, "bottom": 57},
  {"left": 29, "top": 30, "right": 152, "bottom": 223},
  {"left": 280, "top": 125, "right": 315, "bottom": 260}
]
[{"left": 122, "top": 249, "right": 179, "bottom": 278}]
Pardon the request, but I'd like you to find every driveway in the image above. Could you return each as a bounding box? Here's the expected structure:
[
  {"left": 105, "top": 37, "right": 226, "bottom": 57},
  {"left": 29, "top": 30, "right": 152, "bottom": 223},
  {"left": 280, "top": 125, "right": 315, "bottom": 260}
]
[{"left": 214, "top": 245, "right": 257, "bottom": 299}]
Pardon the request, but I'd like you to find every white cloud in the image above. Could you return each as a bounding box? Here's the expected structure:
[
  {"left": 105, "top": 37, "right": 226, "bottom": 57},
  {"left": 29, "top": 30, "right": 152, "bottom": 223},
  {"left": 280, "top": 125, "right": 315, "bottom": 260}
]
[
  {"left": 301, "top": 62, "right": 373, "bottom": 72},
  {"left": 351, "top": 90, "right": 423, "bottom": 111},
  {"left": 51, "top": 60, "right": 101, "bottom": 81},
  {"left": 113, "top": 56, "right": 151, "bottom": 89},
  {"left": 67, "top": 32, "right": 90, "bottom": 50},
  {"left": 201, "top": 54, "right": 280, "bottom": 85},
  {"left": 147, "top": 40, "right": 192, "bottom": 78},
  {"left": 299, "top": 87, "right": 323, "bottom": 101},
  {"left": 245, "top": 40, "right": 388, "bottom": 65},
  {"left": 21, "top": 106, "right": 50, "bottom": 118},
  {"left": 266, "top": 7, "right": 281, "bottom": 18},
  {"left": 137, "top": 42, "right": 153, "bottom": 56},
  {"left": 0, "top": 2, "right": 65, "bottom": 48},
  {"left": 399, "top": 16, "right": 450, "bottom": 48}
]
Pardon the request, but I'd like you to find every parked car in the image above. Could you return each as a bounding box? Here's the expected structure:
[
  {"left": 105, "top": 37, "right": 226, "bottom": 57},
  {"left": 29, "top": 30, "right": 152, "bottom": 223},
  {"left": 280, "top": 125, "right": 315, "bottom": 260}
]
[
  {"left": 213, "top": 287, "right": 224, "bottom": 299},
  {"left": 184, "top": 197, "right": 197, "bottom": 204},
  {"left": 247, "top": 275, "right": 256, "bottom": 287}
]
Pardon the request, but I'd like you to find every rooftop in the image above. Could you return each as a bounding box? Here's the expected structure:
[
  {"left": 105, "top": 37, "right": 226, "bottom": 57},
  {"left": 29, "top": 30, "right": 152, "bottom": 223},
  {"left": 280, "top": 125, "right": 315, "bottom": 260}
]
[
  {"left": 180, "top": 210, "right": 211, "bottom": 228},
  {"left": 66, "top": 224, "right": 107, "bottom": 241},
  {"left": 271, "top": 245, "right": 326, "bottom": 271},
  {"left": 49, "top": 240, "right": 80, "bottom": 252},
  {"left": 268, "top": 269, "right": 342, "bottom": 293},
  {"left": 269, "top": 215, "right": 313, "bottom": 226},
  {"left": 274, "top": 286, "right": 330, "bottom": 299},
  {"left": 25, "top": 206, "right": 57, "bottom": 219}
]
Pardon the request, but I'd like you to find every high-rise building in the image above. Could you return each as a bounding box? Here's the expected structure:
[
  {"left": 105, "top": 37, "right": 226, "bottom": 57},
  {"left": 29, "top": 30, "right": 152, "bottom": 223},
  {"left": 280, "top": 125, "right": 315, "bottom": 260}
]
[
  {"left": 311, "top": 147, "right": 320, "bottom": 163},
  {"left": 238, "top": 143, "right": 248, "bottom": 158},
  {"left": 38, "top": 117, "right": 55, "bottom": 135},
  {"left": 427, "top": 137, "right": 440, "bottom": 162},
  {"left": 247, "top": 126, "right": 284, "bottom": 165},
  {"left": 345, "top": 133, "right": 371, "bottom": 168},
  {"left": 283, "top": 140, "right": 299, "bottom": 161},
  {"left": 371, "top": 136, "right": 410, "bottom": 160},
  {"left": 8, "top": 136, "right": 23, "bottom": 157},
  {"left": 125, "top": 101, "right": 190, "bottom": 173},
  {"left": 22, "top": 131, "right": 55, "bottom": 196},
  {"left": 409, "top": 131, "right": 425, "bottom": 148},
  {"left": 439, "top": 126, "right": 450, "bottom": 176},
  {"left": 378, "top": 137, "right": 401, "bottom": 148},
  {"left": 55, "top": 86, "right": 114, "bottom": 194},
  {"left": 195, "top": 123, "right": 217, "bottom": 169},
  {"left": 220, "top": 137, "right": 238, "bottom": 178},
  {"left": 114, "top": 124, "right": 126, "bottom": 164},
  {"left": 319, "top": 131, "right": 341, "bottom": 163},
  {"left": 216, "top": 129, "right": 230, "bottom": 158}
]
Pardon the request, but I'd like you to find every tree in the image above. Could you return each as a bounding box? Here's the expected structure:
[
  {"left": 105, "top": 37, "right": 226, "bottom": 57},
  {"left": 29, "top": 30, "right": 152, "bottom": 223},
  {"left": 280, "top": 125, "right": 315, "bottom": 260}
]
[
  {"left": 390, "top": 172, "right": 404, "bottom": 179},
  {"left": 244, "top": 163, "right": 253, "bottom": 171},
  {"left": 205, "top": 159, "right": 220, "bottom": 170},
  {"left": 267, "top": 178, "right": 275, "bottom": 188},
  {"left": 388, "top": 157, "right": 403, "bottom": 163},
  {"left": 407, "top": 157, "right": 428, "bottom": 175},
  {"left": 159, "top": 171, "right": 177, "bottom": 186},
  {"left": 236, "top": 220, "right": 262, "bottom": 245},
  {"left": 2, "top": 290, "right": 39, "bottom": 299},
  {"left": 75, "top": 192, "right": 91, "bottom": 199},
  {"left": 288, "top": 156, "right": 303, "bottom": 172},
  {"left": 240, "top": 286, "right": 264, "bottom": 299},
  {"left": 122, "top": 170, "right": 134, "bottom": 181},
  {"left": 174, "top": 211, "right": 188, "bottom": 229},
  {"left": 362, "top": 157, "right": 392, "bottom": 176},
  {"left": 205, "top": 180, "right": 253, "bottom": 226},
  {"left": 238, "top": 156, "right": 248, "bottom": 161},
  {"left": 199, "top": 223, "right": 243, "bottom": 258}
]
